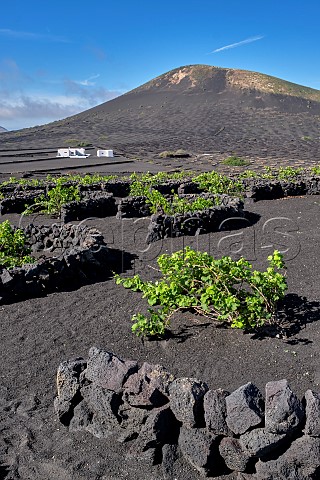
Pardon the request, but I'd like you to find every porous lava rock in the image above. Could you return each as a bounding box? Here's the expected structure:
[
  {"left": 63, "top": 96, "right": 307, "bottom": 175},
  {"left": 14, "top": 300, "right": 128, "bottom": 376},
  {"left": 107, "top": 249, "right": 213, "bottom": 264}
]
[
  {"left": 55, "top": 350, "right": 320, "bottom": 478},
  {"left": 265, "top": 379, "right": 304, "bottom": 434},
  {"left": 168, "top": 377, "right": 208, "bottom": 427},
  {"left": 225, "top": 382, "right": 264, "bottom": 435}
]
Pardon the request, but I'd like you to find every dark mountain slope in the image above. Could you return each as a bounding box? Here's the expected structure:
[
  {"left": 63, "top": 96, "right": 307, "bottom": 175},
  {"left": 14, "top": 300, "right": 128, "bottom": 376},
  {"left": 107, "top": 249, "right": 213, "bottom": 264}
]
[{"left": 1, "top": 65, "right": 320, "bottom": 162}]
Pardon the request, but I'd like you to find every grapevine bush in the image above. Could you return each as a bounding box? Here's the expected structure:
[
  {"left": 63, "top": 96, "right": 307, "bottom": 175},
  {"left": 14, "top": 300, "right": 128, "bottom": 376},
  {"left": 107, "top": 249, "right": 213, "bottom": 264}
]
[
  {"left": 144, "top": 190, "right": 220, "bottom": 215},
  {"left": 129, "top": 176, "right": 222, "bottom": 215},
  {"left": 115, "top": 248, "right": 287, "bottom": 337},
  {"left": 0, "top": 220, "right": 34, "bottom": 269},
  {"left": 193, "top": 171, "right": 243, "bottom": 195},
  {"left": 26, "top": 179, "right": 81, "bottom": 215}
]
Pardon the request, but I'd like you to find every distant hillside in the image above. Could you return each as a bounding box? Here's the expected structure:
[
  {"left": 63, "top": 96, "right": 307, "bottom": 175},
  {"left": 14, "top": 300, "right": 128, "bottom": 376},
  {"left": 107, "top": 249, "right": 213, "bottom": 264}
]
[
  {"left": 0, "top": 126, "right": 7, "bottom": 133},
  {"left": 1, "top": 64, "right": 320, "bottom": 163}
]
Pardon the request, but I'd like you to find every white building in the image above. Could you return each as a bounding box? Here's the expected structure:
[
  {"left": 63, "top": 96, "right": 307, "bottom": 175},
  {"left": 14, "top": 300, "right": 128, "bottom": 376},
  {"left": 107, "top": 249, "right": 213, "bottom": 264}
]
[
  {"left": 57, "top": 148, "right": 90, "bottom": 158},
  {"left": 97, "top": 149, "right": 114, "bottom": 158}
]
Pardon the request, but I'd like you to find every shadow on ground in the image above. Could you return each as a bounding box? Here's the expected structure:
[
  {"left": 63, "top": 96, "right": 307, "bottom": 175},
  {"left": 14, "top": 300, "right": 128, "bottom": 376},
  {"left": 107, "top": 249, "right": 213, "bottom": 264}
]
[
  {"left": 0, "top": 465, "right": 10, "bottom": 480},
  {"left": 251, "top": 293, "right": 320, "bottom": 343},
  {"left": 218, "top": 211, "right": 261, "bottom": 231},
  {"left": 0, "top": 248, "right": 138, "bottom": 306}
]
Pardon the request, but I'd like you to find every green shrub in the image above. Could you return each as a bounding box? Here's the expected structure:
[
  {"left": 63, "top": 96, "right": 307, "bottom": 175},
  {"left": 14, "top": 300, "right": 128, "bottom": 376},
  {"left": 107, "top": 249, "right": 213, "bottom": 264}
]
[
  {"left": 239, "top": 166, "right": 304, "bottom": 181},
  {"left": 277, "top": 166, "right": 303, "bottom": 180},
  {"left": 46, "top": 173, "right": 117, "bottom": 185},
  {"left": 193, "top": 171, "right": 243, "bottom": 195},
  {"left": 170, "top": 195, "right": 220, "bottom": 214},
  {"left": 26, "top": 180, "right": 81, "bottom": 215},
  {"left": 0, "top": 177, "right": 42, "bottom": 189},
  {"left": 239, "top": 170, "right": 260, "bottom": 179},
  {"left": 222, "top": 156, "right": 250, "bottom": 167},
  {"left": 0, "top": 220, "right": 34, "bottom": 269},
  {"left": 129, "top": 177, "right": 221, "bottom": 215},
  {"left": 115, "top": 248, "right": 287, "bottom": 337}
]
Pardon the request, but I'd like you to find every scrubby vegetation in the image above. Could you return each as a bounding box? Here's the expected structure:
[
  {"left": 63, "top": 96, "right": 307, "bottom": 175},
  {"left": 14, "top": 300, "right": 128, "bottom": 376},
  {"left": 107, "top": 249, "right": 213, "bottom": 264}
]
[
  {"left": 192, "top": 171, "right": 243, "bottom": 194},
  {"left": 1, "top": 165, "right": 320, "bottom": 218},
  {"left": 129, "top": 171, "right": 230, "bottom": 214},
  {"left": 222, "top": 156, "right": 250, "bottom": 167},
  {"left": 26, "top": 180, "right": 81, "bottom": 215},
  {"left": 0, "top": 220, "right": 34, "bottom": 269},
  {"left": 238, "top": 166, "right": 304, "bottom": 180},
  {"left": 1, "top": 165, "right": 318, "bottom": 194},
  {"left": 145, "top": 191, "right": 220, "bottom": 215},
  {"left": 0, "top": 173, "right": 117, "bottom": 189},
  {"left": 115, "top": 248, "right": 287, "bottom": 337}
]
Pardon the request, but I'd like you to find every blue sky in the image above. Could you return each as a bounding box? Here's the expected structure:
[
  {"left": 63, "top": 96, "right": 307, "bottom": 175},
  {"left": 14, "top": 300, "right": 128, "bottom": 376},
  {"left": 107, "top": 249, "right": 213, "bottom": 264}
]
[{"left": 1, "top": 0, "right": 320, "bottom": 130}]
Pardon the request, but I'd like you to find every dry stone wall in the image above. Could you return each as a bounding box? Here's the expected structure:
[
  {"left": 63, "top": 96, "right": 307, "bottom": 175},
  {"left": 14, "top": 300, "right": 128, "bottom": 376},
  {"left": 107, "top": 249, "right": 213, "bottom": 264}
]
[
  {"left": 55, "top": 348, "right": 320, "bottom": 479},
  {"left": 116, "top": 195, "right": 152, "bottom": 218},
  {"left": 244, "top": 177, "right": 320, "bottom": 201},
  {"left": 146, "top": 195, "right": 244, "bottom": 243},
  {"left": 0, "top": 224, "right": 109, "bottom": 304},
  {"left": 60, "top": 193, "right": 117, "bottom": 222},
  {"left": 3, "top": 176, "right": 320, "bottom": 218},
  {"left": 0, "top": 190, "right": 45, "bottom": 214}
]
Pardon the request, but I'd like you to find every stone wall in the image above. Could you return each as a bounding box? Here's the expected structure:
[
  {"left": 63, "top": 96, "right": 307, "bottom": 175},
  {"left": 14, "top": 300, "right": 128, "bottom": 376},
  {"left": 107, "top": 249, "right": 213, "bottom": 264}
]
[
  {"left": 3, "top": 176, "right": 320, "bottom": 217},
  {"left": 116, "top": 192, "right": 230, "bottom": 219},
  {"left": 153, "top": 180, "right": 204, "bottom": 195},
  {"left": 79, "top": 180, "right": 131, "bottom": 198},
  {"left": 146, "top": 196, "right": 244, "bottom": 243},
  {"left": 244, "top": 177, "right": 320, "bottom": 201},
  {"left": 60, "top": 193, "right": 117, "bottom": 222},
  {"left": 0, "top": 190, "right": 45, "bottom": 214},
  {"left": 0, "top": 224, "right": 109, "bottom": 304},
  {"left": 116, "top": 195, "right": 151, "bottom": 218},
  {"left": 54, "top": 348, "right": 320, "bottom": 479}
]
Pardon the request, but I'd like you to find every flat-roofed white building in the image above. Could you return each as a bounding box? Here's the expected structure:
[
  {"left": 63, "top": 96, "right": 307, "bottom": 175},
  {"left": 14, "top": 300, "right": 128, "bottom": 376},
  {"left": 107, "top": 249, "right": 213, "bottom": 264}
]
[
  {"left": 57, "top": 148, "right": 90, "bottom": 158},
  {"left": 97, "top": 149, "right": 113, "bottom": 158}
]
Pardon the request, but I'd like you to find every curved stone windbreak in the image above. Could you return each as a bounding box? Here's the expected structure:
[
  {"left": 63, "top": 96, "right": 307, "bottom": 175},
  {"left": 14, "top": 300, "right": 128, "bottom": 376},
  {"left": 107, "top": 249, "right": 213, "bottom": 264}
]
[
  {"left": 116, "top": 192, "right": 228, "bottom": 219},
  {"left": 54, "top": 348, "right": 320, "bottom": 479},
  {"left": 0, "top": 183, "right": 44, "bottom": 195},
  {"left": 0, "top": 190, "right": 45, "bottom": 214},
  {"left": 60, "top": 193, "right": 117, "bottom": 222},
  {"left": 146, "top": 195, "right": 244, "bottom": 243},
  {"left": 3, "top": 175, "right": 320, "bottom": 218},
  {"left": 79, "top": 180, "right": 131, "bottom": 198},
  {"left": 0, "top": 224, "right": 109, "bottom": 304},
  {"left": 117, "top": 195, "right": 152, "bottom": 218},
  {"left": 244, "top": 177, "right": 320, "bottom": 201},
  {"left": 153, "top": 180, "right": 198, "bottom": 195}
]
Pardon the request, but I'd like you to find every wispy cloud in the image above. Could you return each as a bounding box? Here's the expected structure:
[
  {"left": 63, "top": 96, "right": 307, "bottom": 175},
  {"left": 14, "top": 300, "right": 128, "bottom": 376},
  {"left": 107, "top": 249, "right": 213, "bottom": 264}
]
[
  {"left": 211, "top": 35, "right": 264, "bottom": 53},
  {"left": 0, "top": 28, "right": 69, "bottom": 43},
  {"left": 74, "top": 74, "right": 101, "bottom": 86}
]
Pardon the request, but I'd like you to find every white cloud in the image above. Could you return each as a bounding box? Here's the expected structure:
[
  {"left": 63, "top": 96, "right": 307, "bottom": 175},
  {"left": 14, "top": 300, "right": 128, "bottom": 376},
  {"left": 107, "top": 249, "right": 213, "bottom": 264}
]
[
  {"left": 211, "top": 35, "right": 264, "bottom": 53},
  {"left": 0, "top": 28, "right": 69, "bottom": 43},
  {"left": 0, "top": 59, "right": 125, "bottom": 130},
  {"left": 74, "top": 74, "right": 101, "bottom": 86},
  {"left": 63, "top": 77, "right": 123, "bottom": 104},
  {"left": 0, "top": 88, "right": 123, "bottom": 130},
  {"left": 0, "top": 95, "right": 81, "bottom": 120}
]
